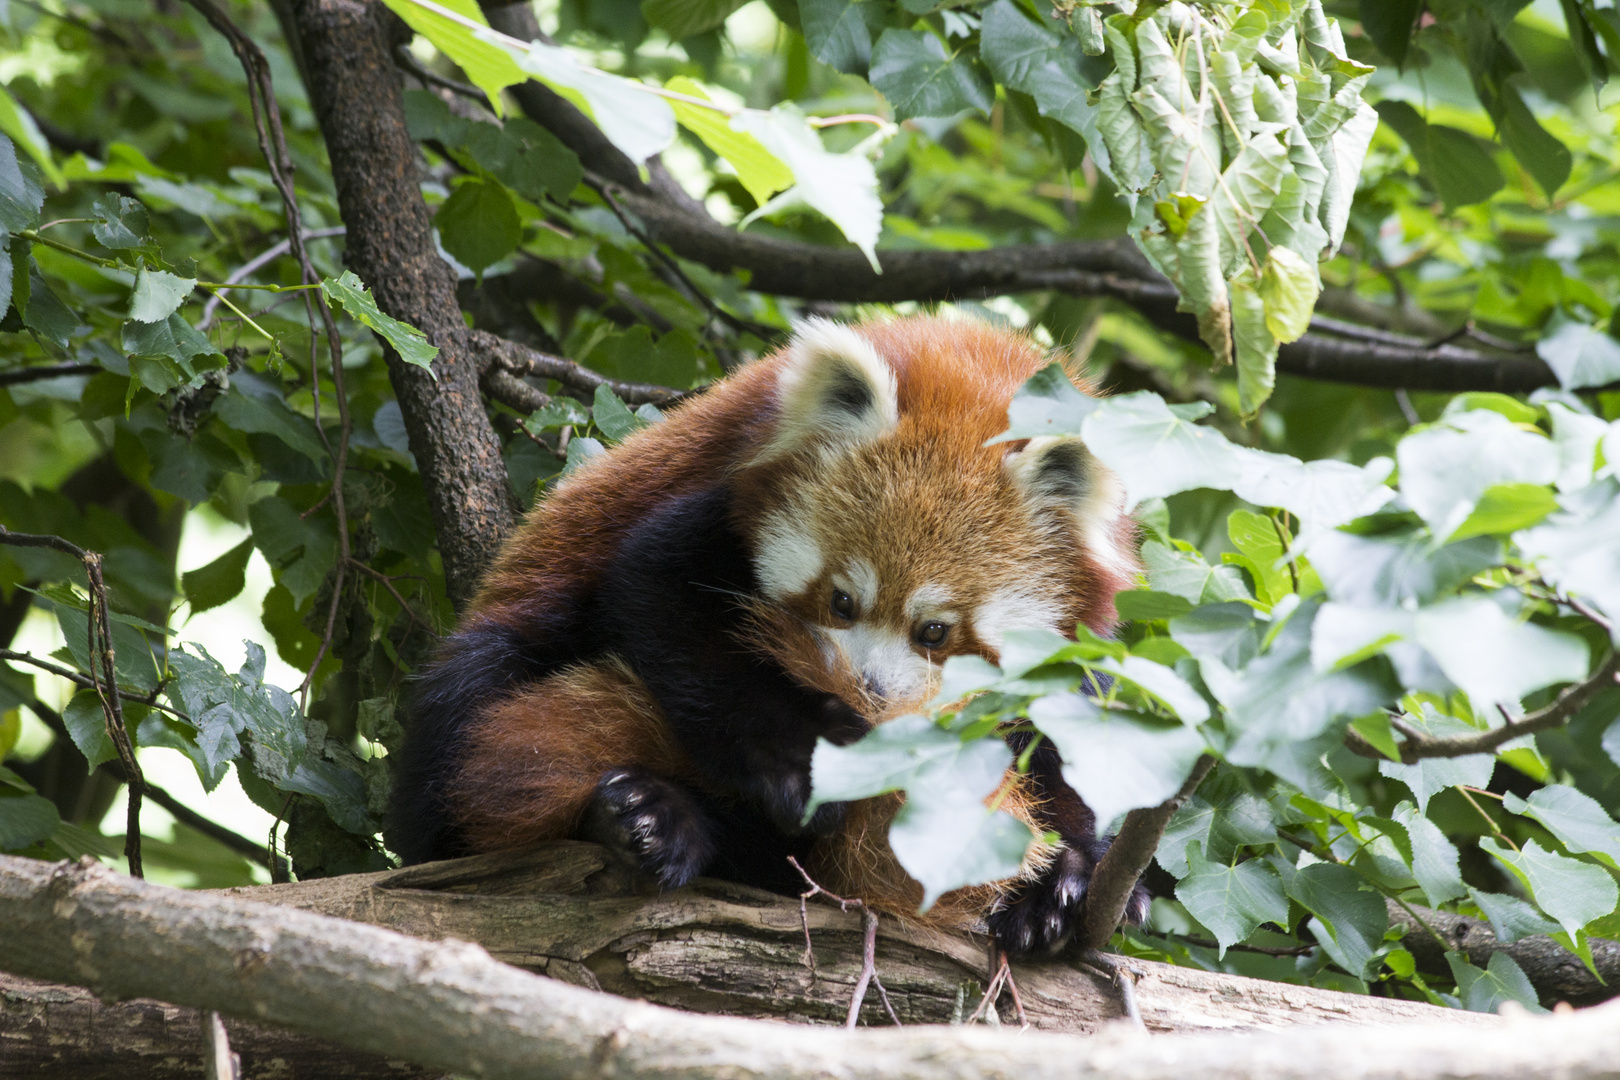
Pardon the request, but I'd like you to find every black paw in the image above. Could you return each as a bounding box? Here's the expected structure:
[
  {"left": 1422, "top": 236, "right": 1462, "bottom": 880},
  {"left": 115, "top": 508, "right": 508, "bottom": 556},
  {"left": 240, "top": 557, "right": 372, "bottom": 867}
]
[
  {"left": 741, "top": 769, "right": 847, "bottom": 836},
  {"left": 986, "top": 846, "right": 1153, "bottom": 956},
  {"left": 588, "top": 769, "right": 716, "bottom": 889}
]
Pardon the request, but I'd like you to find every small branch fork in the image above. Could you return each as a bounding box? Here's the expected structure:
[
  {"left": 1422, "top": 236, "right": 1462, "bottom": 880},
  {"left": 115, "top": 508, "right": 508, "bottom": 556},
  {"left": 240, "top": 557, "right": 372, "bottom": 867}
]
[
  {"left": 476, "top": 336, "right": 687, "bottom": 408},
  {"left": 966, "top": 947, "right": 1029, "bottom": 1029},
  {"left": 0, "top": 527, "right": 144, "bottom": 877},
  {"left": 786, "top": 856, "right": 900, "bottom": 1029},
  {"left": 178, "top": 0, "right": 349, "bottom": 711},
  {"left": 1344, "top": 650, "right": 1620, "bottom": 764}
]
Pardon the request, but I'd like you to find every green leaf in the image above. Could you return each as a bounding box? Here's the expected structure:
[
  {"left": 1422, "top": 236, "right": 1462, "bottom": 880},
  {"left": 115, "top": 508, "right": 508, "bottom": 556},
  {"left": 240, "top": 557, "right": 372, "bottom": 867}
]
[
  {"left": 1282, "top": 861, "right": 1389, "bottom": 978},
  {"left": 0, "top": 86, "right": 63, "bottom": 189},
  {"left": 1503, "top": 786, "right": 1620, "bottom": 869},
  {"left": 561, "top": 435, "right": 606, "bottom": 476},
  {"left": 505, "top": 39, "right": 676, "bottom": 164},
  {"left": 1494, "top": 81, "right": 1570, "bottom": 198},
  {"left": 590, "top": 384, "right": 648, "bottom": 443},
  {"left": 128, "top": 265, "right": 196, "bottom": 323},
  {"left": 1227, "top": 510, "right": 1290, "bottom": 607},
  {"left": 1229, "top": 266, "right": 1277, "bottom": 417},
  {"left": 1175, "top": 843, "right": 1289, "bottom": 956},
  {"left": 979, "top": 0, "right": 1110, "bottom": 178},
  {"left": 215, "top": 388, "right": 329, "bottom": 464},
  {"left": 1448, "top": 483, "right": 1559, "bottom": 541},
  {"left": 91, "top": 193, "right": 151, "bottom": 250},
  {"left": 807, "top": 713, "right": 1007, "bottom": 808},
  {"left": 889, "top": 793, "right": 1036, "bottom": 910},
  {"left": 1081, "top": 392, "right": 1248, "bottom": 510},
  {"left": 1142, "top": 541, "right": 1249, "bottom": 605},
  {"left": 1031, "top": 693, "right": 1206, "bottom": 829},
  {"left": 1115, "top": 589, "right": 1194, "bottom": 622},
  {"left": 1480, "top": 837, "right": 1619, "bottom": 940},
  {"left": 1535, "top": 319, "right": 1620, "bottom": 392},
  {"left": 869, "top": 29, "right": 994, "bottom": 121},
  {"left": 182, "top": 538, "right": 254, "bottom": 616},
  {"left": 1350, "top": 711, "right": 1402, "bottom": 762},
  {"left": 436, "top": 177, "right": 521, "bottom": 277},
  {"left": 986, "top": 363, "right": 1097, "bottom": 444},
  {"left": 1446, "top": 951, "right": 1548, "bottom": 1014},
  {"left": 0, "top": 133, "right": 43, "bottom": 232},
  {"left": 248, "top": 498, "right": 338, "bottom": 608},
  {"left": 733, "top": 105, "right": 885, "bottom": 272},
  {"left": 24, "top": 264, "right": 79, "bottom": 348},
  {"left": 1397, "top": 410, "right": 1557, "bottom": 540},
  {"left": 1377, "top": 707, "right": 1495, "bottom": 812},
  {"left": 1469, "top": 887, "right": 1562, "bottom": 943},
  {"left": 379, "top": 0, "right": 525, "bottom": 117},
  {"left": 1258, "top": 244, "right": 1318, "bottom": 344},
  {"left": 122, "top": 311, "right": 218, "bottom": 370},
  {"left": 1410, "top": 596, "right": 1588, "bottom": 711},
  {"left": 462, "top": 117, "right": 583, "bottom": 203},
  {"left": 664, "top": 77, "right": 792, "bottom": 207},
  {"left": 799, "top": 0, "right": 885, "bottom": 74},
  {"left": 1374, "top": 101, "right": 1503, "bottom": 210},
  {"left": 1359, "top": 0, "right": 1421, "bottom": 66},
  {"left": 166, "top": 641, "right": 307, "bottom": 783},
  {"left": 61, "top": 688, "right": 120, "bottom": 770},
  {"left": 321, "top": 271, "right": 439, "bottom": 377},
  {"left": 641, "top": 0, "right": 747, "bottom": 40},
  {"left": 523, "top": 397, "right": 591, "bottom": 434},
  {"left": 50, "top": 600, "right": 163, "bottom": 694},
  {"left": 1394, "top": 803, "right": 1469, "bottom": 906},
  {"left": 1310, "top": 529, "right": 1500, "bottom": 607},
  {"left": 1092, "top": 655, "right": 1212, "bottom": 724},
  {"left": 0, "top": 789, "right": 59, "bottom": 851}
]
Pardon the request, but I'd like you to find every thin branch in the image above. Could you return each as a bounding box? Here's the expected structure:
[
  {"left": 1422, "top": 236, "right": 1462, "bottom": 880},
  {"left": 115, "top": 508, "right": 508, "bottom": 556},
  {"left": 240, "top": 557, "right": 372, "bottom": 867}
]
[
  {"left": 1077, "top": 754, "right": 1215, "bottom": 952},
  {"left": 0, "top": 650, "right": 190, "bottom": 723},
  {"left": 0, "top": 363, "right": 100, "bottom": 387},
  {"left": 1346, "top": 651, "right": 1620, "bottom": 764},
  {"left": 476, "top": 336, "right": 687, "bottom": 406},
  {"left": 84, "top": 553, "right": 143, "bottom": 877},
  {"left": 787, "top": 856, "right": 900, "bottom": 1029},
  {"left": 393, "top": 42, "right": 489, "bottom": 106}
]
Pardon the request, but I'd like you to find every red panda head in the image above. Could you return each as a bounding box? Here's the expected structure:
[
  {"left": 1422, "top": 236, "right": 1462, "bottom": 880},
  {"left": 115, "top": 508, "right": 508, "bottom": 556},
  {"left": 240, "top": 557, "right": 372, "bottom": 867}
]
[{"left": 730, "top": 316, "right": 1137, "bottom": 711}]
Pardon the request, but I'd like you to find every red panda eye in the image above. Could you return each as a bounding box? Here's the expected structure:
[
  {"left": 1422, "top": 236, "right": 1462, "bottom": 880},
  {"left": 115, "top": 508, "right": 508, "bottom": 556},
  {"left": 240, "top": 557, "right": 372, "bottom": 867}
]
[
  {"left": 830, "top": 590, "right": 855, "bottom": 620},
  {"left": 918, "top": 622, "right": 949, "bottom": 648}
]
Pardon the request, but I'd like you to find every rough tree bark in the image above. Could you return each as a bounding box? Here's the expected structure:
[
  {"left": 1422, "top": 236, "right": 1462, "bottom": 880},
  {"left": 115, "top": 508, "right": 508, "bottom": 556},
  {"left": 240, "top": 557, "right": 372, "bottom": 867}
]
[
  {"left": 3, "top": 850, "right": 1571, "bottom": 1080},
  {"left": 286, "top": 0, "right": 516, "bottom": 603}
]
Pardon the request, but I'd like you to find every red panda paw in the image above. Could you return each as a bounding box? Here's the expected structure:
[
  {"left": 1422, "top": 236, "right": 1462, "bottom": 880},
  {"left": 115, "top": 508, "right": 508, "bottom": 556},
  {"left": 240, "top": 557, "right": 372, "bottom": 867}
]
[
  {"left": 589, "top": 768, "right": 716, "bottom": 889},
  {"left": 986, "top": 846, "right": 1153, "bottom": 957}
]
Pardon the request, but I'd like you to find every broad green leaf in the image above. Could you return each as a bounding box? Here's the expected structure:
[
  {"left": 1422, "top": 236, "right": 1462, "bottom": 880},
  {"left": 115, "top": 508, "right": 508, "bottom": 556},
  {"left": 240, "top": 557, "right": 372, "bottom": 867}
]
[
  {"left": 0, "top": 790, "right": 59, "bottom": 851},
  {"left": 1447, "top": 950, "right": 1546, "bottom": 1016},
  {"left": 1394, "top": 802, "right": 1468, "bottom": 906},
  {"left": 1142, "top": 541, "right": 1249, "bottom": 605},
  {"left": 1448, "top": 483, "right": 1558, "bottom": 541},
  {"left": 1545, "top": 403, "right": 1610, "bottom": 492},
  {"left": 1157, "top": 795, "right": 1217, "bottom": 878},
  {"left": 1310, "top": 529, "right": 1500, "bottom": 607},
  {"left": 1378, "top": 707, "right": 1494, "bottom": 812},
  {"left": 0, "top": 133, "right": 43, "bottom": 232},
  {"left": 807, "top": 713, "right": 1009, "bottom": 809},
  {"left": 1258, "top": 244, "right": 1319, "bottom": 343},
  {"left": 91, "top": 193, "right": 150, "bottom": 250},
  {"left": 51, "top": 600, "right": 163, "bottom": 694},
  {"left": 1175, "top": 843, "right": 1289, "bottom": 956},
  {"left": 986, "top": 363, "right": 1097, "bottom": 444},
  {"left": 278, "top": 752, "right": 376, "bottom": 835},
  {"left": 436, "top": 177, "right": 521, "bottom": 277},
  {"left": 523, "top": 397, "right": 591, "bottom": 434},
  {"left": 1469, "top": 887, "right": 1562, "bottom": 943},
  {"left": 664, "top": 77, "right": 791, "bottom": 207},
  {"left": 1230, "top": 265, "right": 1277, "bottom": 416},
  {"left": 452, "top": 114, "right": 583, "bottom": 202},
  {"left": 215, "top": 388, "right": 329, "bottom": 464},
  {"left": 1282, "top": 860, "right": 1389, "bottom": 978},
  {"left": 1397, "top": 410, "right": 1557, "bottom": 540},
  {"left": 166, "top": 642, "right": 306, "bottom": 782},
  {"left": 248, "top": 497, "right": 339, "bottom": 608},
  {"left": 889, "top": 793, "right": 1036, "bottom": 910},
  {"left": 1231, "top": 451, "right": 1395, "bottom": 545},
  {"left": 1115, "top": 589, "right": 1194, "bottom": 622},
  {"left": 591, "top": 384, "right": 648, "bottom": 444},
  {"left": 1092, "top": 655, "right": 1212, "bottom": 725},
  {"left": 61, "top": 688, "right": 120, "bottom": 770},
  {"left": 641, "top": 0, "right": 747, "bottom": 39},
  {"left": 980, "top": 0, "right": 1111, "bottom": 177},
  {"left": 1375, "top": 100, "right": 1502, "bottom": 209},
  {"left": 122, "top": 312, "right": 217, "bottom": 370},
  {"left": 561, "top": 435, "right": 606, "bottom": 476},
  {"left": 381, "top": 0, "right": 524, "bottom": 117},
  {"left": 869, "top": 29, "right": 993, "bottom": 121},
  {"left": 128, "top": 266, "right": 196, "bottom": 323},
  {"left": 1031, "top": 693, "right": 1206, "bottom": 829},
  {"left": 1351, "top": 711, "right": 1402, "bottom": 762},
  {"left": 1495, "top": 82, "right": 1569, "bottom": 199},
  {"left": 0, "top": 86, "right": 63, "bottom": 189},
  {"left": 733, "top": 105, "right": 885, "bottom": 272},
  {"left": 1480, "top": 837, "right": 1619, "bottom": 940},
  {"left": 321, "top": 271, "right": 439, "bottom": 376},
  {"left": 1081, "top": 392, "right": 1248, "bottom": 509},
  {"left": 1516, "top": 494, "right": 1620, "bottom": 643},
  {"left": 182, "top": 538, "right": 255, "bottom": 616},
  {"left": 1536, "top": 319, "right": 1620, "bottom": 392},
  {"left": 25, "top": 265, "right": 79, "bottom": 348},
  {"left": 1504, "top": 786, "right": 1620, "bottom": 868},
  {"left": 1228, "top": 510, "right": 1290, "bottom": 607},
  {"left": 503, "top": 38, "right": 676, "bottom": 164},
  {"left": 799, "top": 0, "right": 885, "bottom": 73},
  {"left": 1411, "top": 596, "right": 1588, "bottom": 710},
  {"left": 931, "top": 654, "right": 1003, "bottom": 707},
  {"left": 1359, "top": 0, "right": 1421, "bottom": 66}
]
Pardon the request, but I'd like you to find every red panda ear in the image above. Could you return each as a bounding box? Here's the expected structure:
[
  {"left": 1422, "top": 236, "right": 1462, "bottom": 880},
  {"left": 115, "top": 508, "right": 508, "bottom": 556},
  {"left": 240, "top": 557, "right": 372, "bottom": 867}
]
[
  {"left": 753, "top": 319, "right": 899, "bottom": 464},
  {"left": 1005, "top": 437, "right": 1133, "bottom": 575}
]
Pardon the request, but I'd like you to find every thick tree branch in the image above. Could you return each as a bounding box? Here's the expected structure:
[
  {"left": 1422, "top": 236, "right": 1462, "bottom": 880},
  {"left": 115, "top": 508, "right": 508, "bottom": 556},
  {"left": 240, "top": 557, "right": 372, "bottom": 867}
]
[
  {"left": 1389, "top": 901, "right": 1620, "bottom": 1007},
  {"left": 0, "top": 363, "right": 99, "bottom": 387},
  {"left": 11, "top": 853, "right": 1612, "bottom": 1080},
  {"left": 287, "top": 0, "right": 516, "bottom": 605},
  {"left": 1079, "top": 755, "right": 1216, "bottom": 951},
  {"left": 1347, "top": 651, "right": 1620, "bottom": 764}
]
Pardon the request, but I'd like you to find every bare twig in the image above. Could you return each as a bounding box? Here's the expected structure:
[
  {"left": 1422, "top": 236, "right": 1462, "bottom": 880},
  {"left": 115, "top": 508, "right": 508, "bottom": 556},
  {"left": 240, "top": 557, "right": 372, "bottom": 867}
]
[
  {"left": 393, "top": 42, "right": 489, "bottom": 107},
  {"left": 1346, "top": 651, "right": 1620, "bottom": 764},
  {"left": 1077, "top": 754, "right": 1215, "bottom": 951},
  {"left": 347, "top": 559, "right": 434, "bottom": 634},
  {"left": 477, "top": 336, "right": 686, "bottom": 406},
  {"left": 0, "top": 362, "right": 100, "bottom": 387},
  {"left": 0, "top": 650, "right": 189, "bottom": 723},
  {"left": 204, "top": 1010, "right": 241, "bottom": 1080},
  {"left": 197, "top": 226, "right": 346, "bottom": 331},
  {"left": 787, "top": 856, "right": 900, "bottom": 1028}
]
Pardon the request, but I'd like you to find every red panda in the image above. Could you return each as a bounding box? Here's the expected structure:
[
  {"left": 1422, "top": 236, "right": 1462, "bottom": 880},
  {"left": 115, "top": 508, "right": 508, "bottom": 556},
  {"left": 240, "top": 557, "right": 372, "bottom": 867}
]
[{"left": 387, "top": 315, "right": 1142, "bottom": 955}]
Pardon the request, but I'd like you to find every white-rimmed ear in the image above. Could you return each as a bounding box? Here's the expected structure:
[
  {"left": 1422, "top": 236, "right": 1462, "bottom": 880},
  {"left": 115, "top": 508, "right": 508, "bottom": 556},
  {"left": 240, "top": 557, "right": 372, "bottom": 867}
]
[
  {"left": 754, "top": 319, "right": 899, "bottom": 464},
  {"left": 1005, "top": 436, "right": 1131, "bottom": 574}
]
